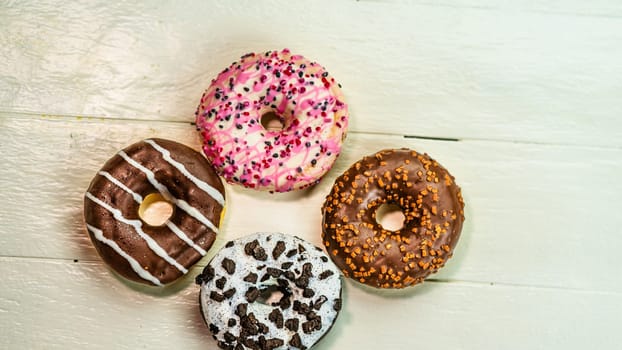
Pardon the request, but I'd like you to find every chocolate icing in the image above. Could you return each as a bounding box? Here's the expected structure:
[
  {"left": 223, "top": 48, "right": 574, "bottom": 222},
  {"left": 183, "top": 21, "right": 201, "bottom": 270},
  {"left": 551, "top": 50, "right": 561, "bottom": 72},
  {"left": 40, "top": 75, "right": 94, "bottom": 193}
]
[
  {"left": 321, "top": 149, "right": 465, "bottom": 288},
  {"left": 84, "top": 138, "right": 225, "bottom": 286}
]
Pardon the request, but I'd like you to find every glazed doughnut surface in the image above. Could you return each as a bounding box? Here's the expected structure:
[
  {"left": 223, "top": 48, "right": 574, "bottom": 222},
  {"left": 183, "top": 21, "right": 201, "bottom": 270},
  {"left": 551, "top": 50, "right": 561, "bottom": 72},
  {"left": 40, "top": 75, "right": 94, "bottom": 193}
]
[
  {"left": 196, "top": 232, "right": 342, "bottom": 350},
  {"left": 84, "top": 139, "right": 225, "bottom": 286},
  {"left": 196, "top": 49, "right": 348, "bottom": 192},
  {"left": 322, "top": 149, "right": 465, "bottom": 289}
]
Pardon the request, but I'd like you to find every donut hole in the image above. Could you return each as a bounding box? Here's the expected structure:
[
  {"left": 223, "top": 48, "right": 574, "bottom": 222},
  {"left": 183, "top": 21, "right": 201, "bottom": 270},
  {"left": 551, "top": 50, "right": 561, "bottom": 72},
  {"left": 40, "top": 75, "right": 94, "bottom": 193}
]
[
  {"left": 260, "top": 111, "right": 286, "bottom": 132},
  {"left": 138, "top": 193, "right": 174, "bottom": 226},
  {"left": 375, "top": 203, "right": 406, "bottom": 231},
  {"left": 257, "top": 284, "right": 291, "bottom": 306}
]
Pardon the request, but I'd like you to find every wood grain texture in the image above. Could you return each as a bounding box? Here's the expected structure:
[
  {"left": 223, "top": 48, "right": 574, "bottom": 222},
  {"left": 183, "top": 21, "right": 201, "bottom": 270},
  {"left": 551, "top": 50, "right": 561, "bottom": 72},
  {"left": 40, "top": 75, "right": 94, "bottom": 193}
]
[
  {"left": 1, "top": 258, "right": 620, "bottom": 350},
  {"left": 1, "top": 1, "right": 621, "bottom": 146},
  {"left": 2, "top": 0, "right": 622, "bottom": 349},
  {"left": 2, "top": 115, "right": 621, "bottom": 294}
]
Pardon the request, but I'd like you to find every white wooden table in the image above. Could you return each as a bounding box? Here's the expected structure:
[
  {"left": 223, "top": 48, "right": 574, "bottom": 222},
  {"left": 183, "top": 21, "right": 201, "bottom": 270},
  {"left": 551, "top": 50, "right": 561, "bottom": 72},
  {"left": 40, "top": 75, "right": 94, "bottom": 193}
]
[{"left": 2, "top": 1, "right": 621, "bottom": 349}]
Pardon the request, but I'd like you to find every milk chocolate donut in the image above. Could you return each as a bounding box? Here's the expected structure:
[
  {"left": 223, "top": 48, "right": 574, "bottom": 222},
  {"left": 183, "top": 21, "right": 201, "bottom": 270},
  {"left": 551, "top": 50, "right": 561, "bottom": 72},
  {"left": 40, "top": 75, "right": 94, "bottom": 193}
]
[
  {"left": 321, "top": 149, "right": 465, "bottom": 289},
  {"left": 84, "top": 139, "right": 226, "bottom": 286}
]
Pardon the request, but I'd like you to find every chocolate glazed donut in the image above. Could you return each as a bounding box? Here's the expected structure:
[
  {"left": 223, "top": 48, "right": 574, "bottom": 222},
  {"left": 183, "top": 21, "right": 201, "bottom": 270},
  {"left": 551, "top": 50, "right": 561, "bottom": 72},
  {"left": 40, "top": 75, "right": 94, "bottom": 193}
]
[
  {"left": 321, "top": 149, "right": 465, "bottom": 289},
  {"left": 84, "top": 139, "right": 226, "bottom": 286}
]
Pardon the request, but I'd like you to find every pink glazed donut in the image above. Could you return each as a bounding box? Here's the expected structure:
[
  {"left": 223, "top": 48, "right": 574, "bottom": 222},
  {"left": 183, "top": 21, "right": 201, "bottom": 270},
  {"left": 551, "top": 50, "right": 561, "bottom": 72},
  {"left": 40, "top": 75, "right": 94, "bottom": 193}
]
[{"left": 195, "top": 49, "right": 349, "bottom": 192}]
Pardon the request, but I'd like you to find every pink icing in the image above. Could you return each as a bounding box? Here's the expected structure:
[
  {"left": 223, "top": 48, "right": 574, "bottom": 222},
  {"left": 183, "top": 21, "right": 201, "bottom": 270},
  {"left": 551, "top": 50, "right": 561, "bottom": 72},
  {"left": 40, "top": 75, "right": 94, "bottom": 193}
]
[{"left": 195, "top": 49, "right": 349, "bottom": 192}]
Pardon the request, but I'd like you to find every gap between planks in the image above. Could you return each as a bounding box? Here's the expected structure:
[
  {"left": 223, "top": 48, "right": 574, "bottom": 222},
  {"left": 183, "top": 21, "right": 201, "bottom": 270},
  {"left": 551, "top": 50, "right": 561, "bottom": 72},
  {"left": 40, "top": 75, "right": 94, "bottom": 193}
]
[{"left": 4, "top": 110, "right": 622, "bottom": 150}]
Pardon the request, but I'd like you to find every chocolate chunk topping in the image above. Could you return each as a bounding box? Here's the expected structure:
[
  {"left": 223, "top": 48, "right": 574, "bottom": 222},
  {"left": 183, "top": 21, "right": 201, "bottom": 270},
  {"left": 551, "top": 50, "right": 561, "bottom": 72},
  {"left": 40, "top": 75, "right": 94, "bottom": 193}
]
[
  {"left": 243, "top": 272, "right": 258, "bottom": 283},
  {"left": 235, "top": 303, "right": 248, "bottom": 317},
  {"left": 303, "top": 288, "right": 315, "bottom": 298},
  {"left": 240, "top": 313, "right": 260, "bottom": 336},
  {"left": 298, "top": 244, "right": 306, "bottom": 253},
  {"left": 221, "top": 258, "right": 236, "bottom": 275},
  {"left": 268, "top": 308, "right": 284, "bottom": 328},
  {"left": 223, "top": 332, "right": 236, "bottom": 342},
  {"left": 272, "top": 241, "right": 286, "bottom": 259},
  {"left": 302, "top": 317, "right": 322, "bottom": 334},
  {"left": 210, "top": 291, "right": 225, "bottom": 302},
  {"left": 215, "top": 277, "right": 227, "bottom": 289},
  {"left": 319, "top": 270, "right": 334, "bottom": 280},
  {"left": 281, "top": 262, "right": 294, "bottom": 270},
  {"left": 279, "top": 295, "right": 291, "bottom": 310},
  {"left": 245, "top": 287, "right": 260, "bottom": 302},
  {"left": 225, "top": 241, "right": 234, "bottom": 248},
  {"left": 260, "top": 274, "right": 271, "bottom": 282},
  {"left": 223, "top": 288, "right": 236, "bottom": 299},
  {"left": 321, "top": 256, "right": 328, "bottom": 262},
  {"left": 289, "top": 333, "right": 304, "bottom": 349},
  {"left": 267, "top": 267, "right": 281, "bottom": 278},
  {"left": 196, "top": 265, "right": 214, "bottom": 285},
  {"left": 313, "top": 295, "right": 328, "bottom": 310},
  {"left": 228, "top": 318, "right": 237, "bottom": 327},
  {"left": 245, "top": 239, "right": 268, "bottom": 261},
  {"left": 217, "top": 341, "right": 232, "bottom": 350},
  {"left": 285, "top": 318, "right": 299, "bottom": 331},
  {"left": 283, "top": 271, "right": 295, "bottom": 281},
  {"left": 234, "top": 343, "right": 244, "bottom": 350},
  {"left": 295, "top": 263, "right": 314, "bottom": 288},
  {"left": 333, "top": 298, "right": 342, "bottom": 311},
  {"left": 265, "top": 338, "right": 284, "bottom": 350},
  {"left": 286, "top": 249, "right": 297, "bottom": 258},
  {"left": 209, "top": 323, "right": 220, "bottom": 334}
]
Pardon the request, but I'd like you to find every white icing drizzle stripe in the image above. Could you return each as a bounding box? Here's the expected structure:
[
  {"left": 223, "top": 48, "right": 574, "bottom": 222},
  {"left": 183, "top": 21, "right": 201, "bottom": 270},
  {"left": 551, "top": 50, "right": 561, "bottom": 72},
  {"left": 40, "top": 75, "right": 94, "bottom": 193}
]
[
  {"left": 98, "top": 171, "right": 143, "bottom": 203},
  {"left": 99, "top": 170, "right": 207, "bottom": 256},
  {"left": 166, "top": 221, "right": 207, "bottom": 256},
  {"left": 86, "top": 224, "right": 163, "bottom": 286},
  {"left": 85, "top": 192, "right": 188, "bottom": 274},
  {"left": 118, "top": 150, "right": 220, "bottom": 234},
  {"left": 145, "top": 139, "right": 225, "bottom": 206}
]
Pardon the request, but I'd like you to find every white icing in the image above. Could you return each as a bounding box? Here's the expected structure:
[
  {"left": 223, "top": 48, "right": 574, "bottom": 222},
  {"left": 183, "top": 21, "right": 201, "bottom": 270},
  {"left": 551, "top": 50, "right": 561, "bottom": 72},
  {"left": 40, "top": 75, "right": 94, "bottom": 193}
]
[
  {"left": 144, "top": 139, "right": 225, "bottom": 206},
  {"left": 97, "top": 170, "right": 208, "bottom": 256},
  {"left": 98, "top": 171, "right": 143, "bottom": 203},
  {"left": 118, "top": 150, "right": 220, "bottom": 234},
  {"left": 198, "top": 232, "right": 342, "bottom": 349},
  {"left": 166, "top": 221, "right": 207, "bottom": 256},
  {"left": 85, "top": 192, "right": 188, "bottom": 274},
  {"left": 86, "top": 224, "right": 163, "bottom": 286}
]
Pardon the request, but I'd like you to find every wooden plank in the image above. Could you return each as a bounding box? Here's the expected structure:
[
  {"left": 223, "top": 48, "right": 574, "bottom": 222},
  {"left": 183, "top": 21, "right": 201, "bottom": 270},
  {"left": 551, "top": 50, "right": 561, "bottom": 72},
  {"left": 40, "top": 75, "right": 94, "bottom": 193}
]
[
  {"left": 1, "top": 115, "right": 621, "bottom": 292},
  {"left": 1, "top": 1, "right": 621, "bottom": 146},
  {"left": 1, "top": 257, "right": 619, "bottom": 349}
]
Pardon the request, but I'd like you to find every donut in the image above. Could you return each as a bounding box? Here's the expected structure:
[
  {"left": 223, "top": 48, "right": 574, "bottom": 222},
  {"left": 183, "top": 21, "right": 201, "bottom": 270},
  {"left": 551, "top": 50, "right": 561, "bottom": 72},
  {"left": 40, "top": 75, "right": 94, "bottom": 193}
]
[
  {"left": 195, "top": 48, "right": 348, "bottom": 192},
  {"left": 321, "top": 149, "right": 465, "bottom": 289},
  {"left": 196, "top": 232, "right": 342, "bottom": 350},
  {"left": 83, "top": 138, "right": 226, "bottom": 286}
]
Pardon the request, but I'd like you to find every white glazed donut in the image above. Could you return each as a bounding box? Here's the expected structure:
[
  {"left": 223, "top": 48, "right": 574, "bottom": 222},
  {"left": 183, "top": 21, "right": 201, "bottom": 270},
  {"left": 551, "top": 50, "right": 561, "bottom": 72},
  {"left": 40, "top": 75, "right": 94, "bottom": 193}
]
[{"left": 196, "top": 232, "right": 342, "bottom": 350}]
